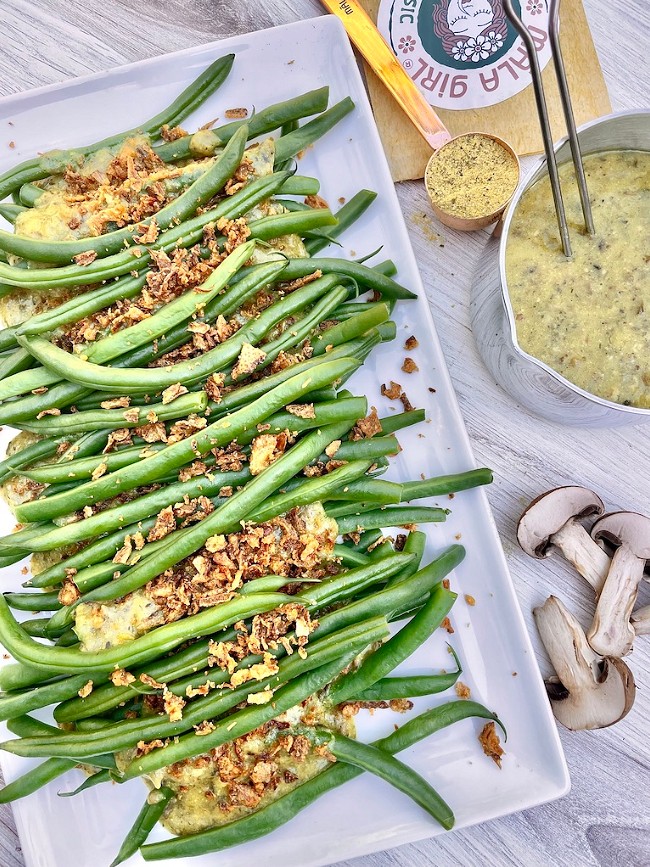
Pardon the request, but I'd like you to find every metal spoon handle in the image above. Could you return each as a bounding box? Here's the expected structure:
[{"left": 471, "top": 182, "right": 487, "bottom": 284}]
[
  {"left": 503, "top": 0, "right": 572, "bottom": 258},
  {"left": 549, "top": 0, "right": 595, "bottom": 235},
  {"left": 320, "top": 0, "right": 452, "bottom": 151}
]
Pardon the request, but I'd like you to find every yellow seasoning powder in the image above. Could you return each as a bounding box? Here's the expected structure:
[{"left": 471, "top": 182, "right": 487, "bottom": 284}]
[{"left": 424, "top": 134, "right": 519, "bottom": 219}]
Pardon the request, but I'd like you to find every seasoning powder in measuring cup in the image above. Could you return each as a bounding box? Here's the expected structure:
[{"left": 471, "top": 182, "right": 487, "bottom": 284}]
[{"left": 424, "top": 133, "right": 519, "bottom": 227}]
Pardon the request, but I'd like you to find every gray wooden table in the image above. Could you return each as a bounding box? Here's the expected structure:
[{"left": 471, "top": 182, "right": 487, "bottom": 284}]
[{"left": 0, "top": 1, "right": 648, "bottom": 865}]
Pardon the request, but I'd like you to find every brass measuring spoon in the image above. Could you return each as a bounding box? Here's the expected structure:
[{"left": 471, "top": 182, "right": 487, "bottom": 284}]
[{"left": 320, "top": 0, "right": 521, "bottom": 231}]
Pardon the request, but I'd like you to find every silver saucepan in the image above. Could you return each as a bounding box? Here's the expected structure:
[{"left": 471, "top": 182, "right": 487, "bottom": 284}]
[{"left": 471, "top": 110, "right": 650, "bottom": 428}]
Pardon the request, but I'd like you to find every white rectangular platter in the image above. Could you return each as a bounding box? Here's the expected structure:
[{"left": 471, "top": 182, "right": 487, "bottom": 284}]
[{"left": 0, "top": 15, "right": 569, "bottom": 867}]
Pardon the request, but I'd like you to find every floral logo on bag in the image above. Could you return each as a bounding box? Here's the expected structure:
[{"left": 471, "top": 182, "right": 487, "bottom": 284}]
[
  {"left": 398, "top": 35, "right": 417, "bottom": 52},
  {"left": 378, "top": 0, "right": 551, "bottom": 110}
]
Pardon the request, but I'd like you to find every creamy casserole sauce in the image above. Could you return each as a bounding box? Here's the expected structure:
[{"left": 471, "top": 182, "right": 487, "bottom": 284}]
[{"left": 505, "top": 150, "right": 650, "bottom": 408}]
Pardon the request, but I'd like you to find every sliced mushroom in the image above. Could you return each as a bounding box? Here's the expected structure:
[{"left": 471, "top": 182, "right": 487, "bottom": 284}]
[
  {"left": 587, "top": 512, "right": 650, "bottom": 657},
  {"left": 533, "top": 595, "right": 635, "bottom": 730},
  {"left": 631, "top": 604, "right": 650, "bottom": 636},
  {"left": 517, "top": 487, "right": 610, "bottom": 592}
]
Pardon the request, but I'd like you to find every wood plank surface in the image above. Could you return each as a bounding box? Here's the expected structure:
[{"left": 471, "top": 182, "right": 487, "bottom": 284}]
[{"left": 0, "top": 2, "right": 648, "bottom": 866}]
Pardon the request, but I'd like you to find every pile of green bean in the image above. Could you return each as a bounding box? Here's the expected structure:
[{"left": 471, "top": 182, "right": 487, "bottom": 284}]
[{"left": 0, "top": 53, "right": 500, "bottom": 863}]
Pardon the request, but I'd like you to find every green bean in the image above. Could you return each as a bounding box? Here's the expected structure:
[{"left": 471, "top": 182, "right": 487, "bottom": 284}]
[
  {"left": 311, "top": 304, "right": 389, "bottom": 356},
  {"left": 0, "top": 348, "right": 35, "bottom": 382},
  {"left": 53, "top": 429, "right": 112, "bottom": 463},
  {"left": 17, "top": 391, "right": 206, "bottom": 435},
  {"left": 0, "top": 590, "right": 292, "bottom": 678},
  {"left": 9, "top": 620, "right": 386, "bottom": 760},
  {"left": 19, "top": 618, "right": 55, "bottom": 637},
  {"left": 325, "top": 502, "right": 370, "bottom": 519},
  {"left": 154, "top": 87, "right": 330, "bottom": 162},
  {"left": 386, "top": 530, "right": 427, "bottom": 586},
  {"left": 85, "top": 239, "right": 257, "bottom": 363},
  {"left": 333, "top": 544, "right": 370, "bottom": 567},
  {"left": 248, "top": 458, "right": 371, "bottom": 523},
  {"left": 28, "top": 515, "right": 160, "bottom": 588},
  {"left": 239, "top": 575, "right": 292, "bottom": 595},
  {"left": 6, "top": 715, "right": 58, "bottom": 738},
  {"left": 353, "top": 672, "right": 461, "bottom": 701},
  {"left": 275, "top": 257, "right": 414, "bottom": 300},
  {"left": 0, "top": 757, "right": 77, "bottom": 803},
  {"left": 0, "top": 437, "right": 60, "bottom": 485},
  {"left": 16, "top": 273, "right": 148, "bottom": 338},
  {"left": 325, "top": 478, "right": 402, "bottom": 505},
  {"left": 121, "top": 653, "right": 359, "bottom": 781},
  {"left": 0, "top": 204, "right": 25, "bottom": 223},
  {"left": 376, "top": 321, "right": 397, "bottom": 343},
  {"left": 0, "top": 325, "right": 19, "bottom": 353},
  {"left": 42, "top": 427, "right": 366, "bottom": 621},
  {"left": 11, "top": 292, "right": 364, "bottom": 432},
  {"left": 328, "top": 584, "right": 456, "bottom": 705},
  {"left": 2, "top": 421, "right": 359, "bottom": 671},
  {"left": 0, "top": 365, "right": 61, "bottom": 402},
  {"left": 0, "top": 54, "right": 235, "bottom": 200},
  {"left": 278, "top": 175, "right": 320, "bottom": 196},
  {"left": 275, "top": 118, "right": 299, "bottom": 170},
  {"left": 336, "top": 506, "right": 448, "bottom": 536},
  {"left": 0, "top": 174, "right": 305, "bottom": 291},
  {"left": 14, "top": 174, "right": 287, "bottom": 340},
  {"left": 206, "top": 333, "right": 378, "bottom": 416},
  {"left": 18, "top": 183, "right": 42, "bottom": 206},
  {"left": 0, "top": 624, "right": 213, "bottom": 721},
  {"left": 0, "top": 127, "right": 247, "bottom": 263},
  {"left": 140, "top": 699, "right": 500, "bottom": 860},
  {"left": 305, "top": 190, "right": 378, "bottom": 256},
  {"left": 245, "top": 284, "right": 348, "bottom": 374},
  {"left": 58, "top": 768, "right": 112, "bottom": 797},
  {"left": 319, "top": 729, "right": 455, "bottom": 828},
  {"left": 5, "top": 591, "right": 61, "bottom": 612},
  {"left": 22, "top": 443, "right": 167, "bottom": 484},
  {"left": 314, "top": 546, "right": 465, "bottom": 639},
  {"left": 400, "top": 468, "right": 493, "bottom": 500},
  {"left": 234, "top": 398, "right": 367, "bottom": 448},
  {"left": 299, "top": 553, "right": 414, "bottom": 609},
  {"left": 330, "top": 301, "right": 386, "bottom": 323},
  {"left": 17, "top": 265, "right": 340, "bottom": 396},
  {"left": 110, "top": 788, "right": 174, "bottom": 867},
  {"left": 0, "top": 523, "right": 54, "bottom": 558},
  {"left": 0, "top": 659, "right": 72, "bottom": 693},
  {"left": 326, "top": 469, "right": 492, "bottom": 509},
  {"left": 55, "top": 629, "right": 239, "bottom": 722},
  {"left": 14, "top": 357, "right": 358, "bottom": 525},
  {"left": 378, "top": 409, "right": 425, "bottom": 435},
  {"left": 27, "top": 401, "right": 364, "bottom": 555},
  {"left": 348, "top": 528, "right": 383, "bottom": 553},
  {"left": 274, "top": 99, "right": 355, "bottom": 166},
  {"left": 312, "top": 435, "right": 398, "bottom": 466}
]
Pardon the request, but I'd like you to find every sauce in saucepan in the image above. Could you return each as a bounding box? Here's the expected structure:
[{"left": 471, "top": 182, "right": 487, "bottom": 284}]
[{"left": 505, "top": 150, "right": 649, "bottom": 409}]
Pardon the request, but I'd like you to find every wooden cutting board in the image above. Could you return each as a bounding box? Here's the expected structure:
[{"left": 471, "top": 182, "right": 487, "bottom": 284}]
[{"left": 360, "top": 0, "right": 610, "bottom": 181}]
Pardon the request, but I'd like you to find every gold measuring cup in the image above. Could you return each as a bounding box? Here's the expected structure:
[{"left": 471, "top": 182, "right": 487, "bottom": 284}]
[{"left": 320, "top": 0, "right": 520, "bottom": 231}]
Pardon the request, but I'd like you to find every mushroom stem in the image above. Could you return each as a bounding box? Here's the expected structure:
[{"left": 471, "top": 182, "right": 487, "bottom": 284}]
[
  {"left": 631, "top": 604, "right": 650, "bottom": 636},
  {"left": 534, "top": 596, "right": 600, "bottom": 693},
  {"left": 551, "top": 522, "right": 611, "bottom": 593},
  {"left": 587, "top": 545, "right": 644, "bottom": 657}
]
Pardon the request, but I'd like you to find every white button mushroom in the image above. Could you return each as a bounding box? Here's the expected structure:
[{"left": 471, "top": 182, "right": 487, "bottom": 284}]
[
  {"left": 517, "top": 487, "right": 611, "bottom": 592},
  {"left": 533, "top": 595, "right": 636, "bottom": 730},
  {"left": 587, "top": 512, "right": 650, "bottom": 657}
]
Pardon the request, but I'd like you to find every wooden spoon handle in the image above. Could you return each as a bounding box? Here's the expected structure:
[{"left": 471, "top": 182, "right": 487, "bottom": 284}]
[{"left": 321, "top": 0, "right": 452, "bottom": 151}]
